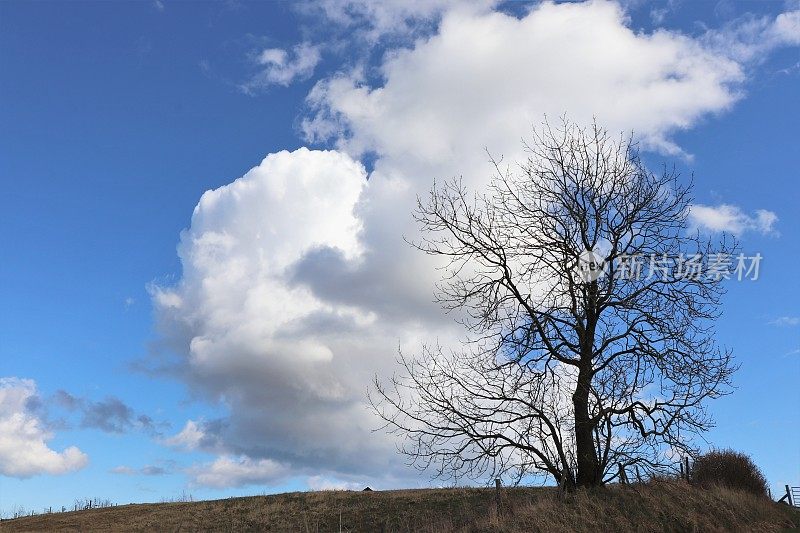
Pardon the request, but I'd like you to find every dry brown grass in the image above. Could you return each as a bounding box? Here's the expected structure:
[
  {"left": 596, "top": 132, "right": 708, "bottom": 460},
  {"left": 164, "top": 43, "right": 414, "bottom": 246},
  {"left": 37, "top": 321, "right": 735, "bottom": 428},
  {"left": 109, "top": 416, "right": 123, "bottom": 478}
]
[{"left": 2, "top": 480, "right": 798, "bottom": 532}]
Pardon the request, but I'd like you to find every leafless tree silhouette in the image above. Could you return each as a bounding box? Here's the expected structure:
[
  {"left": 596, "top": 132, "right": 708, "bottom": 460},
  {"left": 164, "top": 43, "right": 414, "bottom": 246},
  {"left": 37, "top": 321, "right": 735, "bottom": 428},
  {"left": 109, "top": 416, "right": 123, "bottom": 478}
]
[{"left": 372, "top": 118, "right": 737, "bottom": 489}]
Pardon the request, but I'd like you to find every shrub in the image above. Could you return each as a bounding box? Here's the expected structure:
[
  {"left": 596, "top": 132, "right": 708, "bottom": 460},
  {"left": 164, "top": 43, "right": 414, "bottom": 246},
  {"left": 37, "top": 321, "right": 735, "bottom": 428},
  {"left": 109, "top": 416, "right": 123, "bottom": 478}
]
[{"left": 690, "top": 449, "right": 769, "bottom": 496}]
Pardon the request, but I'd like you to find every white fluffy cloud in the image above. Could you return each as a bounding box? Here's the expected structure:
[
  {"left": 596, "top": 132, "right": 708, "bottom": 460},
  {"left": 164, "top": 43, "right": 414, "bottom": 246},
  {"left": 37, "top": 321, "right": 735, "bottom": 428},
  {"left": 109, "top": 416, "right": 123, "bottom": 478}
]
[
  {"left": 0, "top": 378, "right": 88, "bottom": 478},
  {"left": 163, "top": 420, "right": 206, "bottom": 451},
  {"left": 306, "top": 475, "right": 364, "bottom": 491},
  {"left": 188, "top": 456, "right": 288, "bottom": 489},
  {"left": 773, "top": 10, "right": 800, "bottom": 45},
  {"left": 155, "top": 0, "right": 795, "bottom": 488},
  {"left": 303, "top": 0, "right": 747, "bottom": 159},
  {"left": 688, "top": 204, "right": 778, "bottom": 235}
]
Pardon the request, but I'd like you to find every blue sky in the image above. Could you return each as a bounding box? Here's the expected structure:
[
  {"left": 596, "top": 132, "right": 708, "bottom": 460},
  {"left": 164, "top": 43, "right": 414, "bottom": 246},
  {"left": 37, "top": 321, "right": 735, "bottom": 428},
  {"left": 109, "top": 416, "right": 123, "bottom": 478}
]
[{"left": 1, "top": 0, "right": 799, "bottom": 514}]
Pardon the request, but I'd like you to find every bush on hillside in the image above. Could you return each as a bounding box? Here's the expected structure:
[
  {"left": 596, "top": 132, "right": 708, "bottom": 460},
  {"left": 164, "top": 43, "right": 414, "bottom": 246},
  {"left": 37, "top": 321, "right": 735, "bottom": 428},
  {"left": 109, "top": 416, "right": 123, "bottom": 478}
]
[{"left": 690, "top": 449, "right": 769, "bottom": 497}]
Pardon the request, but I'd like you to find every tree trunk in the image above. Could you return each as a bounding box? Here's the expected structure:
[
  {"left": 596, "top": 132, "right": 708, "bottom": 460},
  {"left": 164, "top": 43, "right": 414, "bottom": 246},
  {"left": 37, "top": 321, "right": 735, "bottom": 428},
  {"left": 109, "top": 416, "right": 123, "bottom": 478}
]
[
  {"left": 573, "top": 363, "right": 600, "bottom": 487},
  {"left": 575, "top": 279, "right": 601, "bottom": 488}
]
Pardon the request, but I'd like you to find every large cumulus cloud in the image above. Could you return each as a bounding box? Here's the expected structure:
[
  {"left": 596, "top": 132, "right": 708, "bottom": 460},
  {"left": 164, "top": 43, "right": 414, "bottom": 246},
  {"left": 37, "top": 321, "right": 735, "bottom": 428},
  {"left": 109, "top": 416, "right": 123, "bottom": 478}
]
[{"left": 152, "top": 148, "right": 447, "bottom": 487}]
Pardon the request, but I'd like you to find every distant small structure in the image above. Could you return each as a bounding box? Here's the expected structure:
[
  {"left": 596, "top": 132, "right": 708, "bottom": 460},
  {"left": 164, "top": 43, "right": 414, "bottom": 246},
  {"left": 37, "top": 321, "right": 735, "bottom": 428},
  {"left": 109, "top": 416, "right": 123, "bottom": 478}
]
[{"left": 362, "top": 487, "right": 373, "bottom": 492}]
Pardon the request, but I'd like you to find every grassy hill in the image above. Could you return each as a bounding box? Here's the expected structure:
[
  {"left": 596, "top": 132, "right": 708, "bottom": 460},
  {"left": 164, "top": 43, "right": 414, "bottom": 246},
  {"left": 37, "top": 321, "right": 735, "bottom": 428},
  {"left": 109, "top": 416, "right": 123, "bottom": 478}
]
[{"left": 2, "top": 480, "right": 799, "bottom": 532}]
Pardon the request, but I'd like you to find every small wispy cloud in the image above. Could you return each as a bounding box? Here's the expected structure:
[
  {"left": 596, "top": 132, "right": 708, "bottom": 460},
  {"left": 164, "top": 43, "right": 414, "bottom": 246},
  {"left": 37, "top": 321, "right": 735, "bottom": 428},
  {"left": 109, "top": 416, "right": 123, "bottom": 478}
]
[
  {"left": 770, "top": 316, "right": 800, "bottom": 327},
  {"left": 54, "top": 391, "right": 169, "bottom": 436},
  {"left": 240, "top": 42, "right": 321, "bottom": 93},
  {"left": 701, "top": 7, "right": 800, "bottom": 63},
  {"left": 111, "top": 461, "right": 173, "bottom": 476},
  {"left": 650, "top": 7, "right": 669, "bottom": 25},
  {"left": 777, "top": 60, "right": 800, "bottom": 76}
]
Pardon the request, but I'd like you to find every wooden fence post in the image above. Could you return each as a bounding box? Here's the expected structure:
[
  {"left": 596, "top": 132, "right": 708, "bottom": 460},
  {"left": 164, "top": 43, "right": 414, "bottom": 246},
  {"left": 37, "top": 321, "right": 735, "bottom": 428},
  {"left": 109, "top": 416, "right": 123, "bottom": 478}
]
[
  {"left": 618, "top": 463, "right": 627, "bottom": 484},
  {"left": 684, "top": 457, "right": 690, "bottom": 481}
]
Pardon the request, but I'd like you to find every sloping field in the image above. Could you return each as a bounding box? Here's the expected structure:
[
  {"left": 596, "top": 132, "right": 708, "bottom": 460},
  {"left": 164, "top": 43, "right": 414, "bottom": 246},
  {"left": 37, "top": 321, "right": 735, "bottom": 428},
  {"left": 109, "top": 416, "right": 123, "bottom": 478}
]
[{"left": 3, "top": 480, "right": 799, "bottom": 532}]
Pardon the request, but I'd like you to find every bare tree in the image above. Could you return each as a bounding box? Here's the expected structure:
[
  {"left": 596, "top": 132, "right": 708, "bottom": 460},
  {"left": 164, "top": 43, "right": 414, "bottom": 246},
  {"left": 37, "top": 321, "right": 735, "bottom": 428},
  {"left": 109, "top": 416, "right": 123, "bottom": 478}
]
[{"left": 372, "top": 118, "right": 737, "bottom": 489}]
